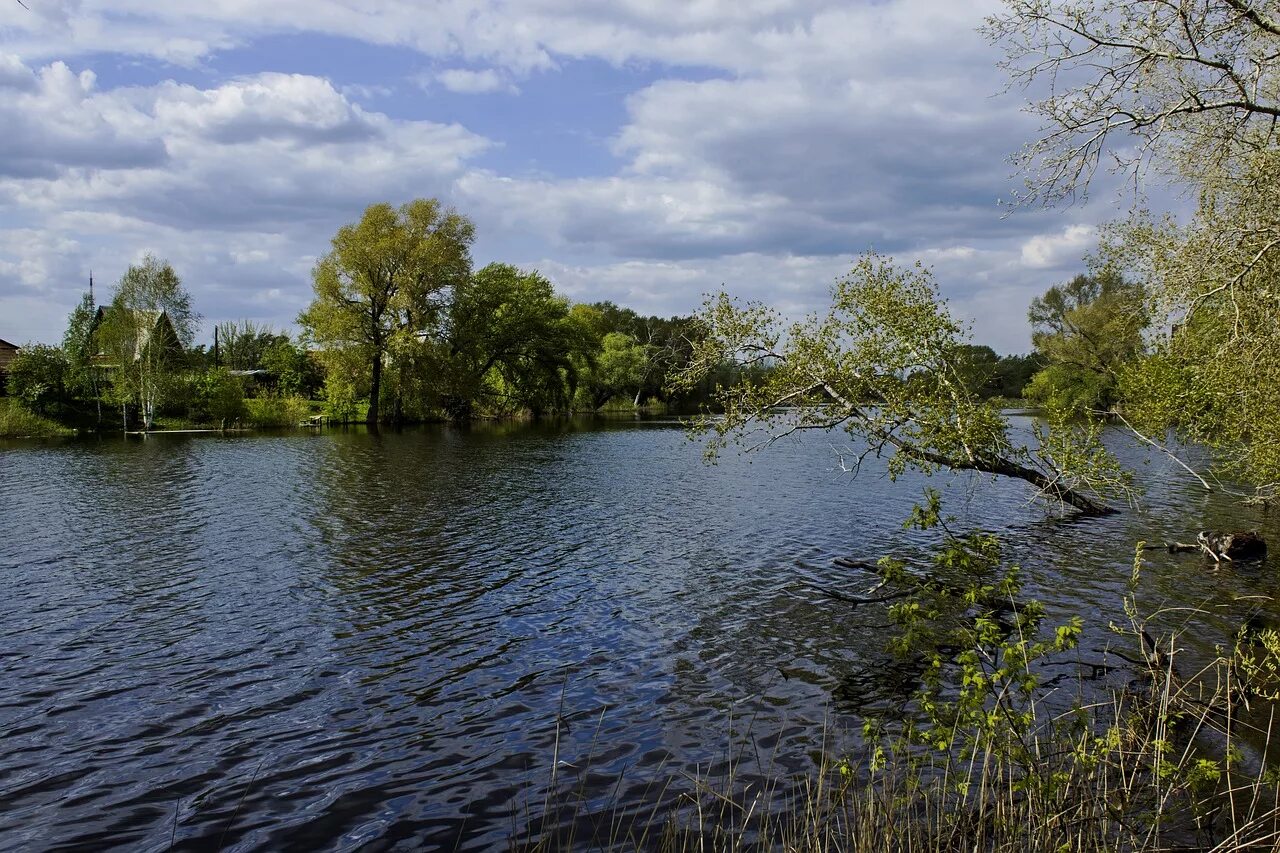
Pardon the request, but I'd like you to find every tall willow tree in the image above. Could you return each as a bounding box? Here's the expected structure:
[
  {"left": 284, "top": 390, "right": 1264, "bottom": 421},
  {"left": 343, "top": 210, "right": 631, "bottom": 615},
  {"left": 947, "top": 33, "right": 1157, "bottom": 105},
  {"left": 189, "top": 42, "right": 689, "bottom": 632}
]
[
  {"left": 439, "top": 263, "right": 591, "bottom": 419},
  {"left": 676, "top": 254, "right": 1131, "bottom": 516},
  {"left": 1024, "top": 271, "right": 1147, "bottom": 413},
  {"left": 299, "top": 199, "right": 474, "bottom": 425}
]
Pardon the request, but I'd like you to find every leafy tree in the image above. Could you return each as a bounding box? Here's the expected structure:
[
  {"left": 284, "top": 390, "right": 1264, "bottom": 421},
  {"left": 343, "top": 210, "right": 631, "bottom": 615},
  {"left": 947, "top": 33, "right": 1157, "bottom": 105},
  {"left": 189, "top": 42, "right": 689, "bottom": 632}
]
[
  {"left": 299, "top": 199, "right": 475, "bottom": 424},
  {"left": 440, "top": 263, "right": 590, "bottom": 419},
  {"left": 1102, "top": 147, "right": 1280, "bottom": 496},
  {"left": 1025, "top": 271, "right": 1146, "bottom": 413},
  {"left": 985, "top": 0, "right": 1280, "bottom": 203},
  {"left": 190, "top": 369, "right": 246, "bottom": 430},
  {"left": 6, "top": 344, "right": 69, "bottom": 417},
  {"left": 991, "top": 352, "right": 1045, "bottom": 399},
  {"left": 97, "top": 255, "right": 197, "bottom": 430},
  {"left": 215, "top": 320, "right": 285, "bottom": 370},
  {"left": 62, "top": 290, "right": 103, "bottom": 425},
  {"left": 583, "top": 332, "right": 650, "bottom": 409},
  {"left": 259, "top": 337, "right": 323, "bottom": 398},
  {"left": 954, "top": 345, "right": 1002, "bottom": 398},
  {"left": 675, "top": 253, "right": 1131, "bottom": 515}
]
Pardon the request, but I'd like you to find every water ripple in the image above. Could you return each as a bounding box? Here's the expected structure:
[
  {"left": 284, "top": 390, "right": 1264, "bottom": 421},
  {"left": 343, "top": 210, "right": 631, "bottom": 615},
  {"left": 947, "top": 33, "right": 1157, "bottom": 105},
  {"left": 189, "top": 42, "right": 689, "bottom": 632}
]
[{"left": 1, "top": 419, "right": 1276, "bottom": 850}]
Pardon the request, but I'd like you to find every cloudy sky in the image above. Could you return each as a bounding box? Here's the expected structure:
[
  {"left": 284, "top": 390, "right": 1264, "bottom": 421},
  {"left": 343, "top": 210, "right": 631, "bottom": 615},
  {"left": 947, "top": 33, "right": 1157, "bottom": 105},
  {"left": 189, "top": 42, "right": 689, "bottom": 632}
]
[{"left": 0, "top": 0, "right": 1135, "bottom": 353}]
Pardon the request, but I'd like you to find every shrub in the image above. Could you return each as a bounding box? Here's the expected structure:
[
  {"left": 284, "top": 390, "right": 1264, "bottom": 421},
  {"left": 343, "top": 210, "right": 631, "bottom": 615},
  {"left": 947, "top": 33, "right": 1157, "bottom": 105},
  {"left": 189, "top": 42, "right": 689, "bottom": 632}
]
[
  {"left": 6, "top": 344, "right": 70, "bottom": 417},
  {"left": 244, "top": 395, "right": 311, "bottom": 428}
]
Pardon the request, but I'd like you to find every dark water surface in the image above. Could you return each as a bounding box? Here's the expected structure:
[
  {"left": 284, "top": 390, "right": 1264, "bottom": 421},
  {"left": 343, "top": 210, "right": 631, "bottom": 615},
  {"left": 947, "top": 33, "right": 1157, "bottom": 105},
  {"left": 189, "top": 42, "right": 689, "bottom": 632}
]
[{"left": 1, "top": 416, "right": 1277, "bottom": 850}]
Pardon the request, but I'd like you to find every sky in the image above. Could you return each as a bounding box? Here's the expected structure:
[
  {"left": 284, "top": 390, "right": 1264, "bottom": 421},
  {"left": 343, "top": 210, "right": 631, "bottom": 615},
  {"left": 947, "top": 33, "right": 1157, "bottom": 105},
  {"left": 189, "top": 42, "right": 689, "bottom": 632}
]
[{"left": 0, "top": 0, "right": 1142, "bottom": 353}]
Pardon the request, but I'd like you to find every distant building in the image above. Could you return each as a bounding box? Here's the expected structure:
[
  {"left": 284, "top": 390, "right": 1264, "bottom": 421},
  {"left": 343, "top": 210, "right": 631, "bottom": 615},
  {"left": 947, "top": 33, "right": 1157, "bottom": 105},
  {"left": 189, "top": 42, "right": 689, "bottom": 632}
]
[
  {"left": 0, "top": 338, "right": 19, "bottom": 395},
  {"left": 89, "top": 307, "right": 183, "bottom": 366}
]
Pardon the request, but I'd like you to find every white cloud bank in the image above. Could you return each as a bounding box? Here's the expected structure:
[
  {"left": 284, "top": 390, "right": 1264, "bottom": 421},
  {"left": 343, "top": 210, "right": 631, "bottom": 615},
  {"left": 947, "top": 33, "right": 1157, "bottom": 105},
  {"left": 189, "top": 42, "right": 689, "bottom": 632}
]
[{"left": 0, "top": 1, "right": 1138, "bottom": 353}]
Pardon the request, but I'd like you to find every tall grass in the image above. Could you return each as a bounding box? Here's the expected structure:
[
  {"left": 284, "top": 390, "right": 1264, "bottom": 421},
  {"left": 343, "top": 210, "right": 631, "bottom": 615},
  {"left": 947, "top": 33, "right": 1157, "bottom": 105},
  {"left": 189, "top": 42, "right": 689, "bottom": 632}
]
[
  {"left": 0, "top": 398, "right": 72, "bottom": 438},
  {"left": 516, "top": 535, "right": 1280, "bottom": 851},
  {"left": 243, "top": 395, "right": 314, "bottom": 428}
]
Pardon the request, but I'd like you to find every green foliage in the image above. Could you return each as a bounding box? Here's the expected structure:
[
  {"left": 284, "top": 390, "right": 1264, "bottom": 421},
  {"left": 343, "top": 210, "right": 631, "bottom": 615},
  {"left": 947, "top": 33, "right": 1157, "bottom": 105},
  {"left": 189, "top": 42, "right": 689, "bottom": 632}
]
[
  {"left": 259, "top": 337, "right": 323, "bottom": 398},
  {"left": 189, "top": 369, "right": 246, "bottom": 427},
  {"left": 322, "top": 373, "right": 361, "bottom": 423},
  {"left": 953, "top": 346, "right": 1045, "bottom": 400},
  {"left": 62, "top": 291, "right": 102, "bottom": 419},
  {"left": 1025, "top": 271, "right": 1146, "bottom": 414},
  {"left": 215, "top": 320, "right": 286, "bottom": 370},
  {"left": 6, "top": 344, "right": 69, "bottom": 417},
  {"left": 244, "top": 395, "right": 312, "bottom": 428},
  {"left": 678, "top": 252, "right": 1127, "bottom": 514},
  {"left": 440, "top": 262, "right": 592, "bottom": 419},
  {"left": 839, "top": 502, "right": 1280, "bottom": 851},
  {"left": 299, "top": 198, "right": 475, "bottom": 424},
  {"left": 1104, "top": 148, "right": 1280, "bottom": 492},
  {"left": 97, "top": 255, "right": 197, "bottom": 430},
  {"left": 1024, "top": 362, "right": 1114, "bottom": 413},
  {"left": 582, "top": 331, "right": 650, "bottom": 409}
]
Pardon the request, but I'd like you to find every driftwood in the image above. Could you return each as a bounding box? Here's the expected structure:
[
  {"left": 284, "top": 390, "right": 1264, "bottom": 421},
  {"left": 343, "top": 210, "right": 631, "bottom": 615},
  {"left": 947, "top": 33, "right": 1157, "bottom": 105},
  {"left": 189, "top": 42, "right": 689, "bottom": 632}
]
[{"left": 1143, "top": 531, "right": 1268, "bottom": 562}]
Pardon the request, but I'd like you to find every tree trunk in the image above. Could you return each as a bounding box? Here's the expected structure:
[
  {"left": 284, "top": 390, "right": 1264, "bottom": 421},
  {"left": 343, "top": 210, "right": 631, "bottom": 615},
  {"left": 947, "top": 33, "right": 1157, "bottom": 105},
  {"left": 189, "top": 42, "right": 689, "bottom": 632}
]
[
  {"left": 907, "top": 446, "right": 1117, "bottom": 516},
  {"left": 367, "top": 353, "right": 381, "bottom": 425}
]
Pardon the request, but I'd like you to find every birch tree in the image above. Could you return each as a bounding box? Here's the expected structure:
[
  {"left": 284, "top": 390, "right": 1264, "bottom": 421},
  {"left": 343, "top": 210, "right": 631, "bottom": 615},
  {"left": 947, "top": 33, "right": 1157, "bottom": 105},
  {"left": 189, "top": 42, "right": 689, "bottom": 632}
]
[{"left": 99, "top": 256, "right": 196, "bottom": 430}]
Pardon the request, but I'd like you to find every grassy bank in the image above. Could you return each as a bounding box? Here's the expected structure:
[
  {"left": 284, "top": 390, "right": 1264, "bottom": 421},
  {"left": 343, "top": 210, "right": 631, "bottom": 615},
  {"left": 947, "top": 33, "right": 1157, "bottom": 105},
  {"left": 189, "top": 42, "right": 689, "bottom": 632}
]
[{"left": 0, "top": 398, "right": 74, "bottom": 438}]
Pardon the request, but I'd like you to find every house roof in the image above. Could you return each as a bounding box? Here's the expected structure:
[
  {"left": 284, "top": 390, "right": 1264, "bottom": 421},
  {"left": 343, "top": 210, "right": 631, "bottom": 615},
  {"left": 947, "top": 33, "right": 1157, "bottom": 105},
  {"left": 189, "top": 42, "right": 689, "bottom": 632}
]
[{"left": 91, "top": 307, "right": 182, "bottom": 363}]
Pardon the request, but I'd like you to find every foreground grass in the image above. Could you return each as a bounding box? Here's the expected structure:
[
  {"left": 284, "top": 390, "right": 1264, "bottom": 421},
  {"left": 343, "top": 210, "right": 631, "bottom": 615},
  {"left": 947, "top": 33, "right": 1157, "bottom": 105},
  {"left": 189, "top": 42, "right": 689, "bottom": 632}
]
[
  {"left": 0, "top": 398, "right": 73, "bottom": 438},
  {"left": 518, "top": 542, "right": 1280, "bottom": 852}
]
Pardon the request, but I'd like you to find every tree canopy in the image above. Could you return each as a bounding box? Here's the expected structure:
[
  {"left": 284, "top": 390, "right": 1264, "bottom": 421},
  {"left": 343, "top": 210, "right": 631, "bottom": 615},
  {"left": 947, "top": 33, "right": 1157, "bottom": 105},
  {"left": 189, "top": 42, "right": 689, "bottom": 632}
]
[
  {"left": 1101, "top": 147, "right": 1280, "bottom": 496},
  {"left": 299, "top": 199, "right": 475, "bottom": 425},
  {"left": 985, "top": 0, "right": 1280, "bottom": 203},
  {"left": 97, "top": 255, "right": 197, "bottom": 430},
  {"left": 676, "top": 254, "right": 1130, "bottom": 516},
  {"left": 1024, "top": 271, "right": 1147, "bottom": 413}
]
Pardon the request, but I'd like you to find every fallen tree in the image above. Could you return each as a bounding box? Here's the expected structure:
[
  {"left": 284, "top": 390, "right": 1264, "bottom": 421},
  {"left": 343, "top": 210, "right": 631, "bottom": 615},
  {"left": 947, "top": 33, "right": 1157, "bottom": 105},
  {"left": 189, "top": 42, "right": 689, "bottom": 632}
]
[{"left": 673, "top": 254, "right": 1133, "bottom": 516}]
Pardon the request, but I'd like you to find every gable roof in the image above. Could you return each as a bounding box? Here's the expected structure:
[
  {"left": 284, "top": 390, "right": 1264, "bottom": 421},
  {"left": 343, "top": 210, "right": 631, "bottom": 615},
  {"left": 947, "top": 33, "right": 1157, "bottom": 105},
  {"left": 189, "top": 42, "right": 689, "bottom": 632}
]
[{"left": 91, "top": 306, "right": 183, "bottom": 363}]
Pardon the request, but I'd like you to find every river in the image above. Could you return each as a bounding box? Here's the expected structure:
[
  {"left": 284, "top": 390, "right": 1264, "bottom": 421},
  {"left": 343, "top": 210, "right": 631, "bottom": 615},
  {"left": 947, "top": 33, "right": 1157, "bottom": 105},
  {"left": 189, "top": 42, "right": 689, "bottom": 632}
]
[{"left": 1, "top": 416, "right": 1276, "bottom": 850}]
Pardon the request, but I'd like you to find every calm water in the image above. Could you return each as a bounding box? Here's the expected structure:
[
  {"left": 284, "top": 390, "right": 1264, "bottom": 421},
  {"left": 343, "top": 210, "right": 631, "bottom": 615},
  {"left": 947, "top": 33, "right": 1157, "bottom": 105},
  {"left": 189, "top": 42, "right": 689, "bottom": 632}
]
[{"left": 1, "top": 416, "right": 1277, "bottom": 850}]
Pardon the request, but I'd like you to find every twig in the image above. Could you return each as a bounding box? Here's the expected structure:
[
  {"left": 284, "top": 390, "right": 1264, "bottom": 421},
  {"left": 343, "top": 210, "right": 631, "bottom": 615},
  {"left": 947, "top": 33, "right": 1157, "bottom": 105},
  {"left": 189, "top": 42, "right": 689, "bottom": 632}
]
[
  {"left": 218, "top": 758, "right": 266, "bottom": 850},
  {"left": 1106, "top": 409, "right": 1214, "bottom": 491}
]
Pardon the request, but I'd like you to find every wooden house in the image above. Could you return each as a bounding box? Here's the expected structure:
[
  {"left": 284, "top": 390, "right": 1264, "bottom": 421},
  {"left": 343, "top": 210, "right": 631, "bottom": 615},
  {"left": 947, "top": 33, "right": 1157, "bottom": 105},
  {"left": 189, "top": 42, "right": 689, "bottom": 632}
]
[
  {"left": 0, "top": 338, "right": 18, "bottom": 394},
  {"left": 89, "top": 307, "right": 184, "bottom": 366}
]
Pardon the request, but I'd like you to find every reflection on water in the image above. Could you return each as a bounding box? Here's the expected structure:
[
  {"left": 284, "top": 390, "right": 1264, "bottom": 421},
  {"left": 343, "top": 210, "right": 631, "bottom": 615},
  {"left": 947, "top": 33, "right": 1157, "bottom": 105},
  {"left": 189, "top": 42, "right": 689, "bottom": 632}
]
[{"left": 1, "top": 417, "right": 1276, "bottom": 850}]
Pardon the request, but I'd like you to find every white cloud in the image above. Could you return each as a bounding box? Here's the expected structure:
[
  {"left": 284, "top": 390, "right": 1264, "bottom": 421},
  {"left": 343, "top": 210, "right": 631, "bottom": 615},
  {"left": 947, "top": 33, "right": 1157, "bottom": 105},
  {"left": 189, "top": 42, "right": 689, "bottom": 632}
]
[
  {"left": 1020, "top": 225, "right": 1096, "bottom": 269},
  {"left": 433, "top": 68, "right": 518, "bottom": 94}
]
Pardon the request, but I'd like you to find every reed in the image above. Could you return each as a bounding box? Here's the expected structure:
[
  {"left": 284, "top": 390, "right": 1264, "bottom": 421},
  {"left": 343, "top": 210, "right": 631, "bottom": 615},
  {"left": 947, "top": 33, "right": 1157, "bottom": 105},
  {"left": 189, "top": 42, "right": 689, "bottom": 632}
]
[{"left": 516, "top": 536, "right": 1280, "bottom": 851}]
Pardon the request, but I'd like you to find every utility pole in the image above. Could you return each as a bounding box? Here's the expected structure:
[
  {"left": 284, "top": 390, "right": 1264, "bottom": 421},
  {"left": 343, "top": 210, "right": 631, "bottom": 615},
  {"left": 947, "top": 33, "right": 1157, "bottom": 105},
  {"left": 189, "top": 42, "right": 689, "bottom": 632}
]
[{"left": 213, "top": 325, "right": 220, "bottom": 366}]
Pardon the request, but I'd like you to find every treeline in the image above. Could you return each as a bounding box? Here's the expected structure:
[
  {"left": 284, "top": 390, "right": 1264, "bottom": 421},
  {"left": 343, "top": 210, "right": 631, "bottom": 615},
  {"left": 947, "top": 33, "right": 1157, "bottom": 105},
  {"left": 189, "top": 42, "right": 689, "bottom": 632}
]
[
  {"left": 295, "top": 199, "right": 744, "bottom": 424},
  {"left": 3, "top": 197, "right": 1058, "bottom": 436},
  {"left": 0, "top": 203, "right": 768, "bottom": 433}
]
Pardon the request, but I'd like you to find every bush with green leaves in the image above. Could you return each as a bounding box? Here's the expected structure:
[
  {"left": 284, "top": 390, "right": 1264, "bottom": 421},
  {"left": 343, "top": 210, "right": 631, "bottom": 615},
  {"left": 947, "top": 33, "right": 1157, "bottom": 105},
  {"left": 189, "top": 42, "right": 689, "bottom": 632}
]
[
  {"left": 6, "top": 344, "right": 70, "bottom": 417},
  {"left": 189, "top": 369, "right": 246, "bottom": 428}
]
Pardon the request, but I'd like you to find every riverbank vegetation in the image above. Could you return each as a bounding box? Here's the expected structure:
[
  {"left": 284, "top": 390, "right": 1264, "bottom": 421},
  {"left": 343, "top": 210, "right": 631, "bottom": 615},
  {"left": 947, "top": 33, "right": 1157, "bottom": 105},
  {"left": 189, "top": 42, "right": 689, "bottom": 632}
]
[
  {"left": 1, "top": 203, "right": 791, "bottom": 434},
  {"left": 523, "top": 511, "right": 1280, "bottom": 850}
]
